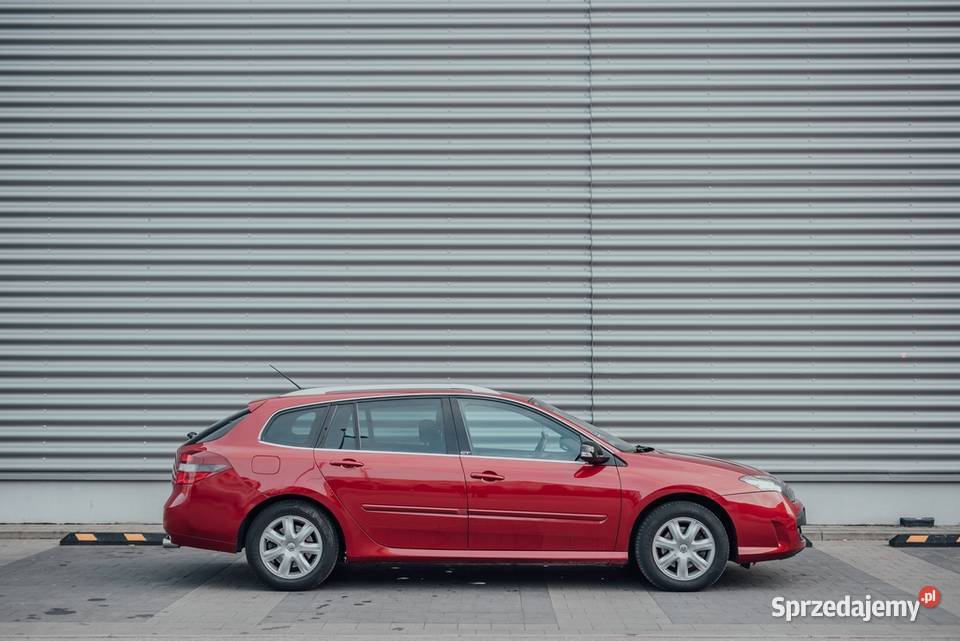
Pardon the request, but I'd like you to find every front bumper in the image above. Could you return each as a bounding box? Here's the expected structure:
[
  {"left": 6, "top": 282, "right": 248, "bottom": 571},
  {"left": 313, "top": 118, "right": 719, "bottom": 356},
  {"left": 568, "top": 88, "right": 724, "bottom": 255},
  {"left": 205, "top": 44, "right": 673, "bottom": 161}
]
[{"left": 724, "top": 491, "right": 807, "bottom": 563}]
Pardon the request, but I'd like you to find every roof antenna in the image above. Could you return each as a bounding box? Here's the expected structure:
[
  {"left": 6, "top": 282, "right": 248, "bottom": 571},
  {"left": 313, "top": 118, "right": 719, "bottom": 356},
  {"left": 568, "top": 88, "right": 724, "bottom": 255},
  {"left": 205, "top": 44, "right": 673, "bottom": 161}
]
[{"left": 268, "top": 364, "right": 303, "bottom": 390}]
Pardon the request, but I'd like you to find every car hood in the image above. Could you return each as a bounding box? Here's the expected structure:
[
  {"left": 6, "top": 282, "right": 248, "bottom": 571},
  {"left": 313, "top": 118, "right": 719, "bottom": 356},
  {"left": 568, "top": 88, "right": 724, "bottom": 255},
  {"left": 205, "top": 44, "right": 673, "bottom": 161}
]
[{"left": 633, "top": 449, "right": 764, "bottom": 476}]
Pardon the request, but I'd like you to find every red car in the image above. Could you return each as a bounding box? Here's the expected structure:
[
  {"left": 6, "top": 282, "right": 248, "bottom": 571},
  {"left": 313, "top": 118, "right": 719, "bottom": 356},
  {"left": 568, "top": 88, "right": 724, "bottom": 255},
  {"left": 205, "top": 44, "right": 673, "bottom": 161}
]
[{"left": 164, "top": 384, "right": 806, "bottom": 592}]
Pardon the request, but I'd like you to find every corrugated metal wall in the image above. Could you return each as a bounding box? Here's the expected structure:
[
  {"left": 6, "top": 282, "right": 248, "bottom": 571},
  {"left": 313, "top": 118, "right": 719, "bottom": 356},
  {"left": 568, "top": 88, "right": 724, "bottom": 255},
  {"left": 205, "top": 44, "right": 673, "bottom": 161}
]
[
  {"left": 589, "top": 0, "right": 960, "bottom": 480},
  {"left": 0, "top": 0, "right": 595, "bottom": 480},
  {"left": 1, "top": 0, "right": 958, "bottom": 483}
]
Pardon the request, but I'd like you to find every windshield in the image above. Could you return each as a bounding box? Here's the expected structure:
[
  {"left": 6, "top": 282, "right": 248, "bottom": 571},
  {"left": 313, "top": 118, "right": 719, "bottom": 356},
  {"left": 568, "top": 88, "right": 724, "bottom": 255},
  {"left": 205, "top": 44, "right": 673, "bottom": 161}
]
[{"left": 528, "top": 398, "right": 638, "bottom": 453}]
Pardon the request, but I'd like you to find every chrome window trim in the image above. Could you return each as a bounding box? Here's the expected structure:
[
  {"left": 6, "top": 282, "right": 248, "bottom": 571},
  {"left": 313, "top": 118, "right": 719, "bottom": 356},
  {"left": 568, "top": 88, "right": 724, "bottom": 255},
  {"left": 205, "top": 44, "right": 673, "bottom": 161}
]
[
  {"left": 256, "top": 441, "right": 319, "bottom": 452},
  {"left": 315, "top": 448, "right": 586, "bottom": 465},
  {"left": 257, "top": 393, "right": 453, "bottom": 454},
  {"left": 256, "top": 444, "right": 592, "bottom": 466},
  {"left": 458, "top": 453, "right": 590, "bottom": 465},
  {"left": 258, "top": 392, "right": 450, "bottom": 446},
  {"left": 255, "top": 391, "right": 619, "bottom": 462},
  {"left": 317, "top": 447, "right": 458, "bottom": 458}
]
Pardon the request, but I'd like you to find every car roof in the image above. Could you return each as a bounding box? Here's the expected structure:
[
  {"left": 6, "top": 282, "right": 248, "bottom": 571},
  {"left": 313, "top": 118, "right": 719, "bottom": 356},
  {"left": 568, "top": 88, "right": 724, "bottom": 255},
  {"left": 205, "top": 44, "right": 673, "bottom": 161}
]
[
  {"left": 282, "top": 383, "right": 498, "bottom": 397},
  {"left": 259, "top": 383, "right": 530, "bottom": 406}
]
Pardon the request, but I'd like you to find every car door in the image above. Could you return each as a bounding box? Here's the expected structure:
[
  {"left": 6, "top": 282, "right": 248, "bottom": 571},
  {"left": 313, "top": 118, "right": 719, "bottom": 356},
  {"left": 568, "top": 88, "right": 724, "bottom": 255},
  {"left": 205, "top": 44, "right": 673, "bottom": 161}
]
[
  {"left": 313, "top": 396, "right": 468, "bottom": 550},
  {"left": 454, "top": 397, "right": 622, "bottom": 551}
]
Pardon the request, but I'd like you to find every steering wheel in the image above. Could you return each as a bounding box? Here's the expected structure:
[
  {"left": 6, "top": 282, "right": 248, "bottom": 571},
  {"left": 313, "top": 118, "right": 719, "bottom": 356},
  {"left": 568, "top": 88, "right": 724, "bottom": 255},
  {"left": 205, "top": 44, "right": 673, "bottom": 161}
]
[{"left": 533, "top": 431, "right": 548, "bottom": 458}]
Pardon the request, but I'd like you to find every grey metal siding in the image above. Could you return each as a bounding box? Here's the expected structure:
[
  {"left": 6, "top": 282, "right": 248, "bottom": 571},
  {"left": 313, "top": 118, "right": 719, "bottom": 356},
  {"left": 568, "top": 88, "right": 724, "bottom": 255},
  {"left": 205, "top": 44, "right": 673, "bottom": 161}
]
[
  {"left": 0, "top": 1, "right": 593, "bottom": 479},
  {"left": 1, "top": 0, "right": 958, "bottom": 482},
  {"left": 590, "top": 0, "right": 960, "bottom": 479}
]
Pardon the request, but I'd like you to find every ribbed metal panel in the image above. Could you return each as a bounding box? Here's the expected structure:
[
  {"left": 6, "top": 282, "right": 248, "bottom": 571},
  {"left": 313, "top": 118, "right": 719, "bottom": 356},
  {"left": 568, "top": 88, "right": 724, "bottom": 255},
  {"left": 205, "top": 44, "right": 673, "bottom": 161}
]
[
  {"left": 0, "top": 1, "right": 593, "bottom": 479},
  {"left": 590, "top": 0, "right": 960, "bottom": 479},
  {"left": 2, "top": 0, "right": 958, "bottom": 483}
]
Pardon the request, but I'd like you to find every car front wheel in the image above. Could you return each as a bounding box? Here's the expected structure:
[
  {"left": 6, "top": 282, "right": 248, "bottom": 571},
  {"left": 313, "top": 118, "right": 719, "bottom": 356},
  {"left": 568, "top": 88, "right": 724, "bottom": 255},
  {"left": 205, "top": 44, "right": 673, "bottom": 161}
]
[
  {"left": 245, "top": 500, "right": 339, "bottom": 591},
  {"left": 634, "top": 500, "right": 729, "bottom": 591}
]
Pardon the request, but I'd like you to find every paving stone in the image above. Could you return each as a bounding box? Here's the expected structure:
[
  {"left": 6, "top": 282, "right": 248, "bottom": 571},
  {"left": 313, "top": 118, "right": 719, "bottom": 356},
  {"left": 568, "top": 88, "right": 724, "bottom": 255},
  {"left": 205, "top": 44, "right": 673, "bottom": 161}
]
[
  {"left": 823, "top": 540, "right": 960, "bottom": 619},
  {"left": 649, "top": 547, "right": 959, "bottom": 626},
  {"left": 901, "top": 547, "right": 960, "bottom": 576},
  {"left": 0, "top": 541, "right": 957, "bottom": 639},
  {"left": 0, "top": 545, "right": 231, "bottom": 624},
  {"left": 0, "top": 540, "right": 57, "bottom": 566},
  {"left": 261, "top": 564, "right": 556, "bottom": 626}
]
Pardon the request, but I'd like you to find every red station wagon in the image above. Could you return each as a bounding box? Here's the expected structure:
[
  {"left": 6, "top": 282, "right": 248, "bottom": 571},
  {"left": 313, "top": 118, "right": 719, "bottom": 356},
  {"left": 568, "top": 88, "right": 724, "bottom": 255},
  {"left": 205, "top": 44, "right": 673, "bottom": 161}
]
[{"left": 163, "top": 384, "right": 806, "bottom": 591}]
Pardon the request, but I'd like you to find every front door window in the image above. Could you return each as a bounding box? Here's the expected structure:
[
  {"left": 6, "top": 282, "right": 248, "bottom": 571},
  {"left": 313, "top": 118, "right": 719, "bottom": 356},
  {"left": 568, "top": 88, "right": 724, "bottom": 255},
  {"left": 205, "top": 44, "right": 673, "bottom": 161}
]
[{"left": 457, "top": 397, "right": 582, "bottom": 461}]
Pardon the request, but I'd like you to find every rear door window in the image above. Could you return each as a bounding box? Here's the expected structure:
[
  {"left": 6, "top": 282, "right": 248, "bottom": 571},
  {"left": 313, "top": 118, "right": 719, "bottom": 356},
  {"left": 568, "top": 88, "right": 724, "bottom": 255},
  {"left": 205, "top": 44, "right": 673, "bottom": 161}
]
[{"left": 356, "top": 397, "right": 448, "bottom": 454}]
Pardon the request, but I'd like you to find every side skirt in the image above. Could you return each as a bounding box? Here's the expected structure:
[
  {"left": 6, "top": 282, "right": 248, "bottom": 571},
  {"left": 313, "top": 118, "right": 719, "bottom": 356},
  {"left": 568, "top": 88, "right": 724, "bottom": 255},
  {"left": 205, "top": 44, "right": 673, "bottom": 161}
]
[{"left": 346, "top": 548, "right": 630, "bottom": 564}]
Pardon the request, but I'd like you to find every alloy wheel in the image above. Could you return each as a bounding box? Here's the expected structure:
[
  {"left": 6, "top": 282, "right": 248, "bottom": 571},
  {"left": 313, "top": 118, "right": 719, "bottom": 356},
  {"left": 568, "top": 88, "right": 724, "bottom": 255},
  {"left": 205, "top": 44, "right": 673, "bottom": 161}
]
[
  {"left": 651, "top": 516, "right": 716, "bottom": 581},
  {"left": 258, "top": 515, "right": 324, "bottom": 579}
]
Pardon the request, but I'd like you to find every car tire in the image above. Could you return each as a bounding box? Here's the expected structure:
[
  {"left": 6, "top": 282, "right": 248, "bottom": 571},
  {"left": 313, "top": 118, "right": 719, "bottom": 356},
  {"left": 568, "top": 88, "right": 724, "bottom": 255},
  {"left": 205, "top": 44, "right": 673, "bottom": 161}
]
[
  {"left": 244, "top": 500, "right": 339, "bottom": 591},
  {"left": 634, "top": 500, "right": 729, "bottom": 592}
]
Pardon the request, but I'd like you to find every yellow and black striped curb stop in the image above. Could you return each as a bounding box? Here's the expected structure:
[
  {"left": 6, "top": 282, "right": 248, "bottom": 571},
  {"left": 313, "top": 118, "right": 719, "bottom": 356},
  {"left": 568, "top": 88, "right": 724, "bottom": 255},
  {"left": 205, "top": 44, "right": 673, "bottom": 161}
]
[
  {"left": 60, "top": 532, "right": 166, "bottom": 546},
  {"left": 889, "top": 533, "right": 960, "bottom": 547}
]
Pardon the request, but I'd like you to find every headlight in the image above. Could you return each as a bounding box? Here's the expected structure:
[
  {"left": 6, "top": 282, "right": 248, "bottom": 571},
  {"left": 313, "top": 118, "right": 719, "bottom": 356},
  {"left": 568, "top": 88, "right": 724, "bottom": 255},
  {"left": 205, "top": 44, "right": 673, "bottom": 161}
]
[
  {"left": 739, "top": 475, "right": 781, "bottom": 492},
  {"left": 739, "top": 474, "right": 795, "bottom": 501}
]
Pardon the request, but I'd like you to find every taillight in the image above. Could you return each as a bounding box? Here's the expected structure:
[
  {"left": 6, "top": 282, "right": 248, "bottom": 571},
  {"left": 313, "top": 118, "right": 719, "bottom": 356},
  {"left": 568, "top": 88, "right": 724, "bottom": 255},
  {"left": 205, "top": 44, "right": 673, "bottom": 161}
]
[{"left": 173, "top": 450, "right": 231, "bottom": 485}]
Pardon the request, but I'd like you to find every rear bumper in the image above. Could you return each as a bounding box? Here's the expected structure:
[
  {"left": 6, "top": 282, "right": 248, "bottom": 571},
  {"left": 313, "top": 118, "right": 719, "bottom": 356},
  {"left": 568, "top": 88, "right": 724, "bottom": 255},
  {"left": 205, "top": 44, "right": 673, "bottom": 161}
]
[
  {"left": 164, "top": 529, "right": 236, "bottom": 553},
  {"left": 163, "top": 477, "right": 248, "bottom": 553},
  {"left": 724, "top": 491, "right": 807, "bottom": 563}
]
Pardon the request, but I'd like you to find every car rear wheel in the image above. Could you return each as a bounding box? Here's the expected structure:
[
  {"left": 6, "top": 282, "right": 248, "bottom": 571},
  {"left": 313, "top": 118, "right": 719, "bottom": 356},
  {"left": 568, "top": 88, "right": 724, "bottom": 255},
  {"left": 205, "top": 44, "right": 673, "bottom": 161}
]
[
  {"left": 245, "top": 500, "right": 339, "bottom": 591},
  {"left": 634, "top": 500, "right": 729, "bottom": 591}
]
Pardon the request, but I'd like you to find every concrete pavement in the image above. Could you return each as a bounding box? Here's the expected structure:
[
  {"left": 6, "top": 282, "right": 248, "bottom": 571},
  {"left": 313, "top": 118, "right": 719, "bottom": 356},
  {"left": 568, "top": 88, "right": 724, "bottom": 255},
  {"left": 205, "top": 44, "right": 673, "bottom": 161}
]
[{"left": 0, "top": 538, "right": 957, "bottom": 640}]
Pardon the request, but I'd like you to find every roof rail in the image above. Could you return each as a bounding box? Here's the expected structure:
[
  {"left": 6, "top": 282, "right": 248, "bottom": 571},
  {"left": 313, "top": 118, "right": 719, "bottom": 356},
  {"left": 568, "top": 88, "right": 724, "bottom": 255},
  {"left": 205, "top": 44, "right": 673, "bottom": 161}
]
[{"left": 282, "top": 383, "right": 500, "bottom": 397}]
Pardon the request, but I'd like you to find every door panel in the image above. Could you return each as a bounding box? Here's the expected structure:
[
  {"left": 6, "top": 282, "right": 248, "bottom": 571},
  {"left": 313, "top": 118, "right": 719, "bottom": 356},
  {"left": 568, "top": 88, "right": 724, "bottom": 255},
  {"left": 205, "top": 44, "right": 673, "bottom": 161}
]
[
  {"left": 454, "top": 397, "right": 622, "bottom": 551},
  {"left": 314, "top": 399, "right": 467, "bottom": 550},
  {"left": 463, "top": 456, "right": 621, "bottom": 550}
]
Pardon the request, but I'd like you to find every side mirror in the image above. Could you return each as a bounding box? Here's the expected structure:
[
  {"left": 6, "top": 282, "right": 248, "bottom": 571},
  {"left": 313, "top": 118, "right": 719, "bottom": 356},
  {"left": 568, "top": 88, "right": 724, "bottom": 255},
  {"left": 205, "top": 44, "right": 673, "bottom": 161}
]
[
  {"left": 186, "top": 432, "right": 198, "bottom": 441},
  {"left": 579, "top": 441, "right": 609, "bottom": 465}
]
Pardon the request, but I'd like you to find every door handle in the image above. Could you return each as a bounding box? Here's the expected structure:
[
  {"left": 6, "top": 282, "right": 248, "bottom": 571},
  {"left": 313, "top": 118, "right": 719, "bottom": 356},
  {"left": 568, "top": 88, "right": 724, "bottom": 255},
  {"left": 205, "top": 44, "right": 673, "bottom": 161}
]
[
  {"left": 330, "top": 458, "right": 364, "bottom": 468},
  {"left": 470, "top": 471, "right": 505, "bottom": 482}
]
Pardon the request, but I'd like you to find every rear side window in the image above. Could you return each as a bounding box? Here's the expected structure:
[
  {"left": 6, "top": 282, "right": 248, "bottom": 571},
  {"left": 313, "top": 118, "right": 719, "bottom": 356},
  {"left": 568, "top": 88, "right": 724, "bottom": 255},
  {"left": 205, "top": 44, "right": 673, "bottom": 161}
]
[
  {"left": 261, "top": 406, "right": 328, "bottom": 448},
  {"left": 190, "top": 409, "right": 250, "bottom": 444}
]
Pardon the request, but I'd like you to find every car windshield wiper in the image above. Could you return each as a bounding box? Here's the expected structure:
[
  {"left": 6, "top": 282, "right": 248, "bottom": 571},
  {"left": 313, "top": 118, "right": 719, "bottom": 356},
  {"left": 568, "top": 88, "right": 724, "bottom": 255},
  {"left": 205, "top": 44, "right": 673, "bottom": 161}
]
[{"left": 634, "top": 444, "right": 655, "bottom": 453}]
